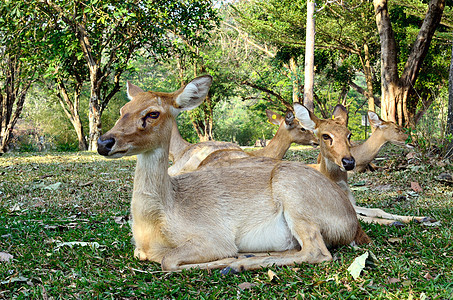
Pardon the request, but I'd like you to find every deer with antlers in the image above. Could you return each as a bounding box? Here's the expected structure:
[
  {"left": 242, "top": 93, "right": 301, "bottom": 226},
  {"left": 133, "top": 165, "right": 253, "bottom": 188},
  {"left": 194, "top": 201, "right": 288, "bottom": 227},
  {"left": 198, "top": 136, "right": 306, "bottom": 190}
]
[
  {"left": 294, "top": 103, "right": 432, "bottom": 226},
  {"left": 97, "top": 75, "right": 369, "bottom": 272}
]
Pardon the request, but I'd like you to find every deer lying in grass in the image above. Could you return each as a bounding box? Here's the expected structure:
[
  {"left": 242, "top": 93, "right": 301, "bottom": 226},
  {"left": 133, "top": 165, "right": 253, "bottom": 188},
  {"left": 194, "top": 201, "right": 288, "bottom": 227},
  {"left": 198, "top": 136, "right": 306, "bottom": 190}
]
[
  {"left": 97, "top": 75, "right": 369, "bottom": 272},
  {"left": 197, "top": 109, "right": 319, "bottom": 169},
  {"left": 351, "top": 111, "right": 414, "bottom": 173},
  {"left": 167, "top": 106, "right": 317, "bottom": 175},
  {"left": 249, "top": 109, "right": 318, "bottom": 158},
  {"left": 316, "top": 110, "right": 414, "bottom": 173},
  {"left": 294, "top": 103, "right": 432, "bottom": 226}
]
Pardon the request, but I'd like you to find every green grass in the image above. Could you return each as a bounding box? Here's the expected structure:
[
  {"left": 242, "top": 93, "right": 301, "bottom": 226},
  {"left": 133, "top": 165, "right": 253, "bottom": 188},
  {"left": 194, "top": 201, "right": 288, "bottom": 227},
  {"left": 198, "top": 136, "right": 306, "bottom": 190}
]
[{"left": 1, "top": 147, "right": 452, "bottom": 299}]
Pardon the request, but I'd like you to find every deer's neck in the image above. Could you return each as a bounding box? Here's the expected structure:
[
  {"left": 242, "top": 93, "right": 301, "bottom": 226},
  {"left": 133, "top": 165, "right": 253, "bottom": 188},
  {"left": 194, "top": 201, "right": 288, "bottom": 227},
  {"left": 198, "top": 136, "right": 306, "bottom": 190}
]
[
  {"left": 319, "top": 157, "right": 348, "bottom": 184},
  {"left": 134, "top": 147, "right": 174, "bottom": 208},
  {"left": 351, "top": 129, "right": 386, "bottom": 166},
  {"left": 319, "top": 157, "right": 355, "bottom": 205},
  {"left": 169, "top": 120, "right": 191, "bottom": 162},
  {"left": 251, "top": 126, "right": 290, "bottom": 159}
]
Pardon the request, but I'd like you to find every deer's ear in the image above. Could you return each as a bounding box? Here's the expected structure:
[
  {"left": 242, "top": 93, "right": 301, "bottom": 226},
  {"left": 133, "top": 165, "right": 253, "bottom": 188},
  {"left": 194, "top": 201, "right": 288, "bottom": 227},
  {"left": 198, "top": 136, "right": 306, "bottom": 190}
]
[
  {"left": 266, "top": 109, "right": 283, "bottom": 126},
  {"left": 175, "top": 75, "right": 212, "bottom": 111},
  {"left": 367, "top": 111, "right": 382, "bottom": 128},
  {"left": 284, "top": 110, "right": 295, "bottom": 127},
  {"left": 127, "top": 81, "right": 145, "bottom": 100},
  {"left": 332, "top": 104, "right": 348, "bottom": 126},
  {"left": 293, "top": 103, "right": 318, "bottom": 131}
]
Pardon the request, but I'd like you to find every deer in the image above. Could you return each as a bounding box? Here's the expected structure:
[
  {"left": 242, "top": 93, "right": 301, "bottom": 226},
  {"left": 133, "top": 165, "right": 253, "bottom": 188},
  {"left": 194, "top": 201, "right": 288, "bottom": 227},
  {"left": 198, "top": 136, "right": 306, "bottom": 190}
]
[
  {"left": 249, "top": 109, "right": 318, "bottom": 159},
  {"left": 350, "top": 110, "right": 414, "bottom": 173},
  {"left": 294, "top": 103, "right": 433, "bottom": 226},
  {"left": 316, "top": 110, "right": 414, "bottom": 173},
  {"left": 167, "top": 107, "right": 317, "bottom": 176},
  {"left": 97, "top": 75, "right": 370, "bottom": 272}
]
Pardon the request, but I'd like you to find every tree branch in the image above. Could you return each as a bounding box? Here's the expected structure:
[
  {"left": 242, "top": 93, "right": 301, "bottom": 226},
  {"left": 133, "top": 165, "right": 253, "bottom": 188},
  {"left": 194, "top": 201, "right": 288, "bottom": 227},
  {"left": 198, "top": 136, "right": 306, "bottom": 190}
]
[{"left": 241, "top": 81, "right": 293, "bottom": 111}]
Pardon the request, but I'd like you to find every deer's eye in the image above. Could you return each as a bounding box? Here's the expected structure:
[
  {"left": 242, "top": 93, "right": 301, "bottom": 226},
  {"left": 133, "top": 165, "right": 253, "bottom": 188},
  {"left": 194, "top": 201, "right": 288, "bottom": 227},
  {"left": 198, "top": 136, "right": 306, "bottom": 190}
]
[
  {"left": 322, "top": 134, "right": 331, "bottom": 140},
  {"left": 146, "top": 111, "right": 160, "bottom": 119}
]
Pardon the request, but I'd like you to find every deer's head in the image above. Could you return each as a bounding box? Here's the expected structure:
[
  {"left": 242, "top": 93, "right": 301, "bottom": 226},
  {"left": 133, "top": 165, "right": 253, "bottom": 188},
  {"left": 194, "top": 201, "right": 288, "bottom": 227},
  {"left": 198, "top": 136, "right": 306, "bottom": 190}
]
[
  {"left": 367, "top": 111, "right": 413, "bottom": 148},
  {"left": 266, "top": 109, "right": 318, "bottom": 147},
  {"left": 97, "top": 75, "right": 212, "bottom": 158},
  {"left": 294, "top": 103, "right": 355, "bottom": 171}
]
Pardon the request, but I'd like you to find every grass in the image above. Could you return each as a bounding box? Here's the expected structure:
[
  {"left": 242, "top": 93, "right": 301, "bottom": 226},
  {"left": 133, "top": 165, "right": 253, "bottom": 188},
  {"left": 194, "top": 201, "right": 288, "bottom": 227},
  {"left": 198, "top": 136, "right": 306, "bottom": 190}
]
[{"left": 1, "top": 146, "right": 452, "bottom": 299}]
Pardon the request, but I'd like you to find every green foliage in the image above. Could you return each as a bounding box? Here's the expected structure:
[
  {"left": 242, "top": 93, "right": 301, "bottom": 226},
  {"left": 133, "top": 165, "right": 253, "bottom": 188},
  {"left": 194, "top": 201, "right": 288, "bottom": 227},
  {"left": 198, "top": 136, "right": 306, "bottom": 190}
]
[
  {"left": 411, "top": 87, "right": 452, "bottom": 157},
  {"left": 213, "top": 97, "right": 275, "bottom": 145}
]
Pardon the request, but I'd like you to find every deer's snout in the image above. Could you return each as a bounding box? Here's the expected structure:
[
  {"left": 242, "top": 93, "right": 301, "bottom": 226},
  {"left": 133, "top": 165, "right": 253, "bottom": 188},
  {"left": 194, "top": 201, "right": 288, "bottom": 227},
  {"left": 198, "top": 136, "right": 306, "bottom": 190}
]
[
  {"left": 97, "top": 136, "right": 115, "bottom": 156},
  {"left": 341, "top": 156, "right": 355, "bottom": 171}
]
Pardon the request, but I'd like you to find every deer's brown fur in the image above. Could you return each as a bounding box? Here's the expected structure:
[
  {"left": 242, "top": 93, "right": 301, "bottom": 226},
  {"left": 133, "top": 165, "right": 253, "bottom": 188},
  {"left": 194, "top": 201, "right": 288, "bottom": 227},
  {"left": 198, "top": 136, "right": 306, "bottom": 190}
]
[{"left": 97, "top": 76, "right": 369, "bottom": 271}]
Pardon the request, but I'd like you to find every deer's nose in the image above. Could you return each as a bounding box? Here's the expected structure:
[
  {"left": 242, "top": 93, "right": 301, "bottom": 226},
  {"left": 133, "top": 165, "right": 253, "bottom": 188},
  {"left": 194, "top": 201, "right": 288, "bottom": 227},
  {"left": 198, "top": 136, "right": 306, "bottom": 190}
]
[
  {"left": 97, "top": 136, "right": 115, "bottom": 156},
  {"left": 341, "top": 156, "right": 355, "bottom": 171}
]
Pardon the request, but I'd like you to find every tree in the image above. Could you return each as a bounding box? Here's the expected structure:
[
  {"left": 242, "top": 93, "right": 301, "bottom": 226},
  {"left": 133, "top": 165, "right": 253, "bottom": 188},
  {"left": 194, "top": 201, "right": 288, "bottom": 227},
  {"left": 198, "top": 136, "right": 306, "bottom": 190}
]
[
  {"left": 42, "top": 24, "right": 90, "bottom": 151},
  {"left": 0, "top": 1, "right": 44, "bottom": 154},
  {"left": 37, "top": 0, "right": 218, "bottom": 151},
  {"left": 374, "top": 0, "right": 445, "bottom": 125},
  {"left": 316, "top": 1, "right": 379, "bottom": 112},
  {"left": 446, "top": 38, "right": 453, "bottom": 158},
  {"left": 304, "top": 0, "right": 315, "bottom": 111}
]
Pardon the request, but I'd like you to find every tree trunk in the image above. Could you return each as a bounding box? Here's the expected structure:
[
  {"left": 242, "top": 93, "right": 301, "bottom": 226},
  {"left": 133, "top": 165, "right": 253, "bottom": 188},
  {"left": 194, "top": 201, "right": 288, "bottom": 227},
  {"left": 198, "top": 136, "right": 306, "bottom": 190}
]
[
  {"left": 446, "top": 38, "right": 453, "bottom": 158},
  {"left": 374, "top": 0, "right": 445, "bottom": 125},
  {"left": 0, "top": 55, "right": 32, "bottom": 155},
  {"left": 363, "top": 43, "right": 375, "bottom": 112},
  {"left": 304, "top": 0, "right": 315, "bottom": 112},
  {"left": 87, "top": 62, "right": 103, "bottom": 152},
  {"left": 56, "top": 80, "right": 88, "bottom": 151},
  {"left": 289, "top": 56, "right": 301, "bottom": 103},
  {"left": 88, "top": 94, "right": 102, "bottom": 151}
]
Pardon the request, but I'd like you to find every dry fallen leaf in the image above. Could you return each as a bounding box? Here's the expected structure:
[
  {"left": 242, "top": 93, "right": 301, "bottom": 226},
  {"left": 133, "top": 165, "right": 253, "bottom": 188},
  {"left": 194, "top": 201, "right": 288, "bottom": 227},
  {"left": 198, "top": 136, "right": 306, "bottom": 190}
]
[
  {"left": 0, "top": 252, "right": 13, "bottom": 262},
  {"left": 406, "top": 152, "right": 417, "bottom": 159},
  {"left": 388, "top": 277, "right": 400, "bottom": 284},
  {"left": 423, "top": 272, "right": 434, "bottom": 280},
  {"left": 238, "top": 282, "right": 255, "bottom": 290},
  {"left": 267, "top": 269, "right": 279, "bottom": 282},
  {"left": 388, "top": 237, "right": 403, "bottom": 244},
  {"left": 410, "top": 182, "right": 423, "bottom": 193}
]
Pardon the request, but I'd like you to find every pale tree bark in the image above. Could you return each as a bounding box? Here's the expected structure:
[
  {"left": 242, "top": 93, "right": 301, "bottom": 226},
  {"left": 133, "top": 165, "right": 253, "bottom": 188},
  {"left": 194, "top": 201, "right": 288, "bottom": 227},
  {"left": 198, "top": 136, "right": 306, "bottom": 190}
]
[
  {"left": 374, "top": 0, "right": 445, "bottom": 126},
  {"left": 304, "top": 0, "right": 315, "bottom": 112},
  {"left": 445, "top": 38, "right": 453, "bottom": 158}
]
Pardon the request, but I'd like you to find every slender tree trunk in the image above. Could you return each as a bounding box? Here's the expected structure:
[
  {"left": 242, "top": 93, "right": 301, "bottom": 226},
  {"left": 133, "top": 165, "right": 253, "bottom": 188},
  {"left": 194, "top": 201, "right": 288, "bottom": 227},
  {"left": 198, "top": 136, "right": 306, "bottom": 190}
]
[
  {"left": 446, "top": 38, "right": 453, "bottom": 158},
  {"left": 87, "top": 64, "right": 102, "bottom": 151},
  {"left": 56, "top": 80, "right": 88, "bottom": 151},
  {"left": 289, "top": 56, "right": 301, "bottom": 103},
  {"left": 88, "top": 96, "right": 102, "bottom": 151},
  {"left": 363, "top": 43, "right": 375, "bottom": 112},
  {"left": 374, "top": 0, "right": 398, "bottom": 123},
  {"left": 304, "top": 0, "right": 315, "bottom": 112}
]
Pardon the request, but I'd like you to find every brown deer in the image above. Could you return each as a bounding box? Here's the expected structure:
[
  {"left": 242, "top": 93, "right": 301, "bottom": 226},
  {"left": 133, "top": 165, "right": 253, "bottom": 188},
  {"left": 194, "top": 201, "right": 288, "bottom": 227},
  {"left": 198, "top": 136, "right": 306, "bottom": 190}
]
[
  {"left": 168, "top": 108, "right": 317, "bottom": 176},
  {"left": 351, "top": 111, "right": 414, "bottom": 172},
  {"left": 249, "top": 109, "right": 318, "bottom": 159},
  {"left": 97, "top": 75, "right": 369, "bottom": 272},
  {"left": 294, "top": 103, "right": 432, "bottom": 226}
]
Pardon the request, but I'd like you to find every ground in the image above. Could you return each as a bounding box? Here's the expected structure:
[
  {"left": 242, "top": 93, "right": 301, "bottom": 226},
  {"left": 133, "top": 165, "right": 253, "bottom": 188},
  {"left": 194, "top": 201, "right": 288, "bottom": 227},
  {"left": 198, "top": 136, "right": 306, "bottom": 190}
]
[{"left": 0, "top": 145, "right": 452, "bottom": 299}]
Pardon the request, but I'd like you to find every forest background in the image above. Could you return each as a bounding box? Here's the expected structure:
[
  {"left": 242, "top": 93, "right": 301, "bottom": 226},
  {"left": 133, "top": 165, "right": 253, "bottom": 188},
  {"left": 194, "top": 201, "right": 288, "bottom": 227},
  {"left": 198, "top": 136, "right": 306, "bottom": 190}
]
[{"left": 1, "top": 0, "right": 453, "bottom": 157}]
